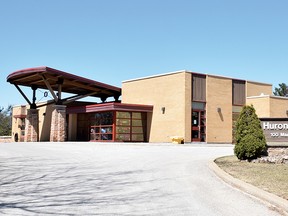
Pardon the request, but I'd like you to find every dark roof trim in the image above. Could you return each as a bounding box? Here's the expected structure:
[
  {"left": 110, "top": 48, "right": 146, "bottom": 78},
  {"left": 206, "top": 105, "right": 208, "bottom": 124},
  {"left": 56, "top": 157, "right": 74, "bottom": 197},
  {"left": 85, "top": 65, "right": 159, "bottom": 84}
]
[
  {"left": 67, "top": 102, "right": 153, "bottom": 114},
  {"left": 7, "top": 66, "right": 121, "bottom": 92},
  {"left": 7, "top": 66, "right": 121, "bottom": 104}
]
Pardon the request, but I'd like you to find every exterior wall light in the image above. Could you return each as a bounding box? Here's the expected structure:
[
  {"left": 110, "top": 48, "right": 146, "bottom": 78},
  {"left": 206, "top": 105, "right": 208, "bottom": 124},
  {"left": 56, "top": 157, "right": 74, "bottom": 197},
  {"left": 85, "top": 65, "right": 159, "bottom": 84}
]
[
  {"left": 161, "top": 107, "right": 166, "bottom": 114},
  {"left": 217, "top": 107, "right": 221, "bottom": 112}
]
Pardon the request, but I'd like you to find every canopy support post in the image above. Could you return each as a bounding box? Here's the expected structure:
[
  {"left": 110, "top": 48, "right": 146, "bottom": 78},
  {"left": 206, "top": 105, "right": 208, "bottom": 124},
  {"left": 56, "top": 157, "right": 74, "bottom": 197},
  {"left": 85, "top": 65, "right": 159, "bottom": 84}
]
[{"left": 14, "top": 84, "right": 32, "bottom": 107}]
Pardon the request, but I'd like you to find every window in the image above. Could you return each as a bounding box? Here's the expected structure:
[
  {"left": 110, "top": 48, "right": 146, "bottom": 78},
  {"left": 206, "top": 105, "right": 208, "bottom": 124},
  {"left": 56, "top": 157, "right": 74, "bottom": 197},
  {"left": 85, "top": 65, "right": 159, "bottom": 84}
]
[
  {"left": 116, "top": 112, "right": 131, "bottom": 141},
  {"left": 90, "top": 112, "right": 114, "bottom": 141},
  {"left": 192, "top": 102, "right": 205, "bottom": 110},
  {"left": 116, "top": 111, "right": 147, "bottom": 142},
  {"left": 232, "top": 80, "right": 246, "bottom": 105},
  {"left": 78, "top": 111, "right": 148, "bottom": 142},
  {"left": 192, "top": 74, "right": 206, "bottom": 102}
]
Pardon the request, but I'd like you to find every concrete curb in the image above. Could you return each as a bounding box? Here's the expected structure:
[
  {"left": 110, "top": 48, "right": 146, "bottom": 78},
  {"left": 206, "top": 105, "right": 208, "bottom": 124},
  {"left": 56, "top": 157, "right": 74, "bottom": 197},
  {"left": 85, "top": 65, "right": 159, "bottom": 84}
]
[{"left": 209, "top": 160, "right": 288, "bottom": 216}]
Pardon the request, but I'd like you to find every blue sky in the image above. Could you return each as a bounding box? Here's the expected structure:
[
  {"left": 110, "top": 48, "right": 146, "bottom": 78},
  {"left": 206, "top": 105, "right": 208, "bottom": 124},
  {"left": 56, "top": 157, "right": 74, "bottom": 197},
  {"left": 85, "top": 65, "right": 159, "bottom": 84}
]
[{"left": 1, "top": 0, "right": 287, "bottom": 107}]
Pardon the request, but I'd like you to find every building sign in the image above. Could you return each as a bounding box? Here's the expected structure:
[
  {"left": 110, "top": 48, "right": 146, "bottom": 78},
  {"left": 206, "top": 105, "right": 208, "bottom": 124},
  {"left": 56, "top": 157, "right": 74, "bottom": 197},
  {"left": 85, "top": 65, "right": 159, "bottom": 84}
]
[{"left": 260, "top": 118, "right": 288, "bottom": 142}]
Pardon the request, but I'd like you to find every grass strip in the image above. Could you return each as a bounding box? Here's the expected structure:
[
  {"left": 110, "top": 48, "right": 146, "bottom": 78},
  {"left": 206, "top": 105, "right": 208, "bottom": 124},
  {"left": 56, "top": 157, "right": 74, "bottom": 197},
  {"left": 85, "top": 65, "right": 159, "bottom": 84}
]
[{"left": 215, "top": 156, "right": 288, "bottom": 200}]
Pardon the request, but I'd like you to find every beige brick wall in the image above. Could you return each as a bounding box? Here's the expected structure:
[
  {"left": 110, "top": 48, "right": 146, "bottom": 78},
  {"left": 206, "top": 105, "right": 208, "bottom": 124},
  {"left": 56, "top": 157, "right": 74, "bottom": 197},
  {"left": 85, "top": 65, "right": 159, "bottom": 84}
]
[
  {"left": 247, "top": 96, "right": 288, "bottom": 118},
  {"left": 12, "top": 103, "right": 55, "bottom": 142},
  {"left": 12, "top": 105, "right": 26, "bottom": 141},
  {"left": 270, "top": 97, "right": 288, "bottom": 117},
  {"left": 68, "top": 113, "right": 78, "bottom": 141},
  {"left": 206, "top": 75, "right": 232, "bottom": 143},
  {"left": 246, "top": 81, "right": 272, "bottom": 97},
  {"left": 122, "top": 72, "right": 191, "bottom": 142},
  {"left": 38, "top": 104, "right": 53, "bottom": 141},
  {"left": 246, "top": 96, "right": 270, "bottom": 118}
]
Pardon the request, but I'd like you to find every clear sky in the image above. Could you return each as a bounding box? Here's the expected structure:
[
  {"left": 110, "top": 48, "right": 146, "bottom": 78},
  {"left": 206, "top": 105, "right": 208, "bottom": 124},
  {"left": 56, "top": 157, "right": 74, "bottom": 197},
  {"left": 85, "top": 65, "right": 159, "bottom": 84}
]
[{"left": 1, "top": 0, "right": 287, "bottom": 107}]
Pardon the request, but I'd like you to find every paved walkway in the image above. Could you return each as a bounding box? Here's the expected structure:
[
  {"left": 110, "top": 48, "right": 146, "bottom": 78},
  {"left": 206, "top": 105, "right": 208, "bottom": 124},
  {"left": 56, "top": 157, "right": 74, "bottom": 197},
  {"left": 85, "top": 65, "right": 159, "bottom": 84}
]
[{"left": 0, "top": 142, "right": 282, "bottom": 215}]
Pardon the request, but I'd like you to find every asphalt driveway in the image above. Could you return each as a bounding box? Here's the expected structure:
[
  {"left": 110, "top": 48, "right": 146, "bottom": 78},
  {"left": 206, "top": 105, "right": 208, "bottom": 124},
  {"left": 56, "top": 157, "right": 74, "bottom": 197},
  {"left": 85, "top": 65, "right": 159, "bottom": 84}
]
[{"left": 0, "top": 142, "right": 281, "bottom": 215}]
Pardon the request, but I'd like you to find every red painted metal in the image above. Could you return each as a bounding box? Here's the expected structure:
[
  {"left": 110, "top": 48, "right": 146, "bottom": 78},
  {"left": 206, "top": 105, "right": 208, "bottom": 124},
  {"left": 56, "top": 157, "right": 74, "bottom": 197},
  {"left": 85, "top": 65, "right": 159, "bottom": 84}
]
[
  {"left": 67, "top": 102, "right": 153, "bottom": 114},
  {"left": 7, "top": 66, "right": 121, "bottom": 96},
  {"left": 13, "top": 114, "right": 27, "bottom": 118}
]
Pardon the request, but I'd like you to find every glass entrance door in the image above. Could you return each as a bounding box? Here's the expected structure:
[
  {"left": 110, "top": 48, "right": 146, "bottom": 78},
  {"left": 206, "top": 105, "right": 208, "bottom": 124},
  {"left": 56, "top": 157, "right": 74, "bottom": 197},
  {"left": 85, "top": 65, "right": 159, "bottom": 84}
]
[
  {"left": 192, "top": 111, "right": 200, "bottom": 141},
  {"left": 192, "top": 110, "right": 206, "bottom": 142}
]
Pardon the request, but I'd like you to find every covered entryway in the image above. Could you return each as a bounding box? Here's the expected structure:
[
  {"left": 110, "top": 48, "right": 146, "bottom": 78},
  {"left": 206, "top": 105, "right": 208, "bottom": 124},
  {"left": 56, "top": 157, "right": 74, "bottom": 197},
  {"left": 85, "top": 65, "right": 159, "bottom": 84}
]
[{"left": 7, "top": 66, "right": 121, "bottom": 142}]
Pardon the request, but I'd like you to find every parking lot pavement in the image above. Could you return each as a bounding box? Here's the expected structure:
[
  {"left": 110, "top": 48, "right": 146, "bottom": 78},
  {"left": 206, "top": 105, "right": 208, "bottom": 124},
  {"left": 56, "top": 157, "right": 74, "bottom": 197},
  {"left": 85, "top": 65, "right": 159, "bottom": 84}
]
[{"left": 0, "top": 142, "right": 282, "bottom": 215}]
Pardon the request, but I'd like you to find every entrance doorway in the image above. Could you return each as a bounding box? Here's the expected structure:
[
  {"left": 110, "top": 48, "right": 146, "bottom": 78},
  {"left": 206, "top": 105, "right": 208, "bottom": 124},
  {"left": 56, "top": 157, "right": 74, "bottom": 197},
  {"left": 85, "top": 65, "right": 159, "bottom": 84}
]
[{"left": 192, "top": 110, "right": 206, "bottom": 142}]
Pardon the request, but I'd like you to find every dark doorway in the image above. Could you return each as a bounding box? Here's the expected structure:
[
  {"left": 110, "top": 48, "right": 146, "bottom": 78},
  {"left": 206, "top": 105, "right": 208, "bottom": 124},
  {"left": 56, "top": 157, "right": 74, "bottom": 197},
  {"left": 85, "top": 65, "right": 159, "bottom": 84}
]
[{"left": 192, "top": 110, "right": 206, "bottom": 142}]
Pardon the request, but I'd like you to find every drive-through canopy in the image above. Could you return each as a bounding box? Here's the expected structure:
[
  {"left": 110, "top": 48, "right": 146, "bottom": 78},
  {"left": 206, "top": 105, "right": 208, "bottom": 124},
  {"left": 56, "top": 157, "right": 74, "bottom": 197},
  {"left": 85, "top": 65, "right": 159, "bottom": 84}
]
[{"left": 7, "top": 66, "right": 122, "bottom": 108}]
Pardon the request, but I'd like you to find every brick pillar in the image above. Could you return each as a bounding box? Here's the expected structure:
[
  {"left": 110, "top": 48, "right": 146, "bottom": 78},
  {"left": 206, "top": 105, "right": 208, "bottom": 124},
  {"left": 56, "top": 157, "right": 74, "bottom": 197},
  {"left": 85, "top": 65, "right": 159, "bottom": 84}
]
[
  {"left": 50, "top": 105, "right": 66, "bottom": 142},
  {"left": 24, "top": 109, "right": 39, "bottom": 142}
]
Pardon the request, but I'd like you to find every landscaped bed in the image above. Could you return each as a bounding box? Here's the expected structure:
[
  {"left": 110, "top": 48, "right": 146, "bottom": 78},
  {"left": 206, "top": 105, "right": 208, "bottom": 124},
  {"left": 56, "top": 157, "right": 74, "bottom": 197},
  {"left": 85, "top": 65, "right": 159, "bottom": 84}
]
[{"left": 215, "top": 155, "right": 288, "bottom": 200}]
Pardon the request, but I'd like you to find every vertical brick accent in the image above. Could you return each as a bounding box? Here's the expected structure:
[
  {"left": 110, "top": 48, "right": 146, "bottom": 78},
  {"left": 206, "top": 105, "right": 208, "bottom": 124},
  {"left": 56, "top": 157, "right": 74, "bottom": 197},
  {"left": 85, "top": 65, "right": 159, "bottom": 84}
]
[
  {"left": 50, "top": 105, "right": 66, "bottom": 142},
  {"left": 24, "top": 109, "right": 39, "bottom": 142}
]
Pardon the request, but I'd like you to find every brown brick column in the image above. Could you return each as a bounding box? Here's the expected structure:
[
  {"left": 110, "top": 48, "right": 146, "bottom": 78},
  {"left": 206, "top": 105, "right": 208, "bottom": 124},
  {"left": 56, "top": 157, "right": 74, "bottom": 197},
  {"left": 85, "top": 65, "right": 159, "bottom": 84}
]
[
  {"left": 50, "top": 105, "right": 66, "bottom": 142},
  {"left": 24, "top": 109, "right": 39, "bottom": 142}
]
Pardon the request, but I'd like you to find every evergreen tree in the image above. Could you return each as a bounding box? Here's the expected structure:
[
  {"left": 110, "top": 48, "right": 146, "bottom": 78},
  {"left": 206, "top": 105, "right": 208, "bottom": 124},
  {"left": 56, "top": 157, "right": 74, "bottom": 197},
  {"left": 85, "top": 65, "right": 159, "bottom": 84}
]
[
  {"left": 0, "top": 105, "right": 12, "bottom": 136},
  {"left": 234, "top": 105, "right": 267, "bottom": 160},
  {"left": 273, "top": 83, "right": 288, "bottom": 96}
]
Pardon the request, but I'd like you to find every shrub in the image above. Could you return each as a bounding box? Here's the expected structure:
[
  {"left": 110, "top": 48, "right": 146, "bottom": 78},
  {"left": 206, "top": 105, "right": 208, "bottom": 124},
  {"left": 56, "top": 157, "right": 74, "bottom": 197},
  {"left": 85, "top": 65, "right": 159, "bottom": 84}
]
[{"left": 234, "top": 105, "right": 267, "bottom": 160}]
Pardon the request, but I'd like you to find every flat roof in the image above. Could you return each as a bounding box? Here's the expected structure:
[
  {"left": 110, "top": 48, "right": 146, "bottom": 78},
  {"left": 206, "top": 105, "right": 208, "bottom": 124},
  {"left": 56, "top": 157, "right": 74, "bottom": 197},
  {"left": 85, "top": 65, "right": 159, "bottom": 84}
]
[
  {"left": 122, "top": 70, "right": 272, "bottom": 86},
  {"left": 122, "top": 70, "right": 186, "bottom": 83},
  {"left": 7, "top": 66, "right": 121, "bottom": 99},
  {"left": 247, "top": 94, "right": 288, "bottom": 100}
]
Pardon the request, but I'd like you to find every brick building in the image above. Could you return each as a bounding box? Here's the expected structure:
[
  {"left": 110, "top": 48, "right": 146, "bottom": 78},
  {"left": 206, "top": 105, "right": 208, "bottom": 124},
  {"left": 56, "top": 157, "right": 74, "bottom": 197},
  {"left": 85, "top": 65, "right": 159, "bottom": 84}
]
[{"left": 8, "top": 67, "right": 288, "bottom": 143}]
